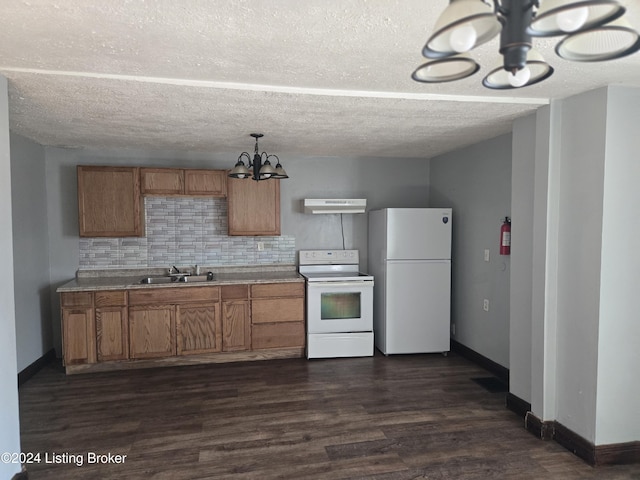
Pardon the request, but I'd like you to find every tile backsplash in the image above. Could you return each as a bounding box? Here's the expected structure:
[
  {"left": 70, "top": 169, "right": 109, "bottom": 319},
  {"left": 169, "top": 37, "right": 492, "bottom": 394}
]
[{"left": 79, "top": 197, "right": 296, "bottom": 269}]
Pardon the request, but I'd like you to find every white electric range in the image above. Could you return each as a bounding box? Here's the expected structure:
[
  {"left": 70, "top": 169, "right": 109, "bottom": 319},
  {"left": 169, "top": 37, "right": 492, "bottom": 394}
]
[{"left": 298, "top": 250, "right": 374, "bottom": 359}]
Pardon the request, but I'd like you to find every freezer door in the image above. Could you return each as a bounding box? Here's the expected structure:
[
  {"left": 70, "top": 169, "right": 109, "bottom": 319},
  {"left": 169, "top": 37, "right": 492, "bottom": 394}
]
[
  {"left": 384, "top": 260, "right": 450, "bottom": 354},
  {"left": 386, "top": 208, "right": 451, "bottom": 260}
]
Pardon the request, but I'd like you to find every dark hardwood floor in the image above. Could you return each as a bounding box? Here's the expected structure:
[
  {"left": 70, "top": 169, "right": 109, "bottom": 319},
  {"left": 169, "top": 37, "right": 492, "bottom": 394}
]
[{"left": 19, "top": 352, "right": 640, "bottom": 479}]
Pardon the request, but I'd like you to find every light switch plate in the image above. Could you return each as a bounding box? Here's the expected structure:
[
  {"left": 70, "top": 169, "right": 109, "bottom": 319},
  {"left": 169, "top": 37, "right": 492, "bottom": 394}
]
[{"left": 484, "top": 249, "right": 490, "bottom": 262}]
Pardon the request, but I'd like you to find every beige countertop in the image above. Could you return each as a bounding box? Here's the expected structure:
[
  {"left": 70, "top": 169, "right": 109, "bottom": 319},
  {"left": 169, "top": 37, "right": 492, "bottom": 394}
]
[{"left": 57, "top": 267, "right": 304, "bottom": 293}]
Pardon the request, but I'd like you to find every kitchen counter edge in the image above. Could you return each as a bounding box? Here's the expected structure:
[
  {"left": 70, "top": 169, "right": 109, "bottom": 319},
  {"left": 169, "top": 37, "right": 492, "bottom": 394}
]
[{"left": 57, "top": 271, "right": 304, "bottom": 293}]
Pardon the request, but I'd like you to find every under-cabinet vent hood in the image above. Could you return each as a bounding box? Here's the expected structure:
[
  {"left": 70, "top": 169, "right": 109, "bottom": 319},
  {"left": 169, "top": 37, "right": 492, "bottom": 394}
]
[{"left": 303, "top": 198, "right": 367, "bottom": 214}]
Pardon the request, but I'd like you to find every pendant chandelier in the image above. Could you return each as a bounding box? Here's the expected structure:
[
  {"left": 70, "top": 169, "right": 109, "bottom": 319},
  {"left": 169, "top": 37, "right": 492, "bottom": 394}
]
[
  {"left": 412, "top": 0, "right": 640, "bottom": 89},
  {"left": 228, "top": 133, "right": 289, "bottom": 181}
]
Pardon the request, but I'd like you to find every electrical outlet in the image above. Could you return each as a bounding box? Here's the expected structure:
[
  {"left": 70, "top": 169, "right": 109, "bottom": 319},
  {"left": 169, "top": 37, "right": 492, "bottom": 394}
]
[
  {"left": 451, "top": 323, "right": 456, "bottom": 336},
  {"left": 257, "top": 241, "right": 265, "bottom": 251},
  {"left": 483, "top": 299, "right": 490, "bottom": 312},
  {"left": 484, "top": 249, "right": 490, "bottom": 262}
]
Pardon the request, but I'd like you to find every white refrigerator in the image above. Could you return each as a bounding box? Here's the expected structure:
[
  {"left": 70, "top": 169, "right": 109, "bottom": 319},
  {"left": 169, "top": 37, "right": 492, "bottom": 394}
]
[{"left": 368, "top": 208, "right": 452, "bottom": 355}]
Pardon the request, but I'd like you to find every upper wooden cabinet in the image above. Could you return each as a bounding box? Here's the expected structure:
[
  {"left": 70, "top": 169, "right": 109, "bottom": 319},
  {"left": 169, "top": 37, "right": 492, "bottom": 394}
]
[
  {"left": 77, "top": 166, "right": 143, "bottom": 237},
  {"left": 184, "top": 169, "right": 226, "bottom": 196},
  {"left": 227, "top": 178, "right": 280, "bottom": 236},
  {"left": 141, "top": 168, "right": 184, "bottom": 195},
  {"left": 142, "top": 168, "right": 226, "bottom": 197}
]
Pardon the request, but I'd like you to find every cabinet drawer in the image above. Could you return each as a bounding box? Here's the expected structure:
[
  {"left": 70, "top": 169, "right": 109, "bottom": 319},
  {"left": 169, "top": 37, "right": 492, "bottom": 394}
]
[
  {"left": 252, "top": 322, "right": 305, "bottom": 350},
  {"left": 61, "top": 291, "right": 93, "bottom": 307},
  {"left": 95, "top": 290, "right": 127, "bottom": 307},
  {"left": 251, "top": 282, "right": 304, "bottom": 298},
  {"left": 221, "top": 284, "right": 249, "bottom": 300},
  {"left": 129, "top": 286, "right": 220, "bottom": 305},
  {"left": 251, "top": 297, "right": 304, "bottom": 324}
]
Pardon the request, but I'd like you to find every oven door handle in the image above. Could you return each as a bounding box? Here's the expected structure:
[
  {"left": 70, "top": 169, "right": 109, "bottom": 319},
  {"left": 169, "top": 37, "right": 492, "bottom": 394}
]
[{"left": 307, "top": 281, "right": 373, "bottom": 287}]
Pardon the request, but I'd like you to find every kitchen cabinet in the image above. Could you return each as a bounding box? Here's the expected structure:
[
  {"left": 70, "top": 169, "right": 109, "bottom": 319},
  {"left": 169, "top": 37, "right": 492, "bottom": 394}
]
[
  {"left": 184, "top": 169, "right": 226, "bottom": 196},
  {"left": 77, "top": 166, "right": 143, "bottom": 237},
  {"left": 142, "top": 167, "right": 227, "bottom": 197},
  {"left": 141, "top": 168, "right": 184, "bottom": 195},
  {"left": 221, "top": 285, "right": 251, "bottom": 352},
  {"left": 251, "top": 283, "right": 305, "bottom": 349},
  {"left": 129, "top": 286, "right": 220, "bottom": 358},
  {"left": 95, "top": 291, "right": 128, "bottom": 361},
  {"left": 129, "top": 305, "right": 175, "bottom": 359},
  {"left": 227, "top": 177, "right": 280, "bottom": 236},
  {"left": 60, "top": 279, "right": 304, "bottom": 373},
  {"left": 61, "top": 292, "right": 96, "bottom": 366},
  {"left": 176, "top": 303, "right": 221, "bottom": 355}
]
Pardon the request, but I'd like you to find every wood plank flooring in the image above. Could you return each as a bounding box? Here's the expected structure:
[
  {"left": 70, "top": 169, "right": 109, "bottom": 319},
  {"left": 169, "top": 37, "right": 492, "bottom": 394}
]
[{"left": 18, "top": 353, "right": 640, "bottom": 479}]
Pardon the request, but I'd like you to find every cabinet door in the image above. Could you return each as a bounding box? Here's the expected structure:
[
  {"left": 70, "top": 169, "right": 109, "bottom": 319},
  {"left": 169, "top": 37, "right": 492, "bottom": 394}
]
[
  {"left": 222, "top": 300, "right": 251, "bottom": 351},
  {"left": 77, "top": 166, "right": 142, "bottom": 237},
  {"left": 184, "top": 169, "right": 227, "bottom": 197},
  {"left": 227, "top": 177, "right": 280, "bottom": 236},
  {"left": 141, "top": 168, "right": 184, "bottom": 195},
  {"left": 96, "top": 306, "right": 129, "bottom": 361},
  {"left": 129, "top": 305, "right": 175, "bottom": 359},
  {"left": 62, "top": 307, "right": 96, "bottom": 365},
  {"left": 176, "top": 303, "right": 222, "bottom": 355}
]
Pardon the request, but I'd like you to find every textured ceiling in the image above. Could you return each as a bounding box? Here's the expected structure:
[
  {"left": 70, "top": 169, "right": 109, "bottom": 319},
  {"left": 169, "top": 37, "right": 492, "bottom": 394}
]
[{"left": 1, "top": 0, "right": 640, "bottom": 159}]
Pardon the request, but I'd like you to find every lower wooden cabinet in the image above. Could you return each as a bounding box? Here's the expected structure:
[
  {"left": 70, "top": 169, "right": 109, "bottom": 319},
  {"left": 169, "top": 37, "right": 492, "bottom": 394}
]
[
  {"left": 222, "top": 301, "right": 251, "bottom": 351},
  {"left": 96, "top": 307, "right": 128, "bottom": 361},
  {"left": 252, "top": 322, "right": 305, "bottom": 350},
  {"left": 129, "top": 305, "right": 175, "bottom": 359},
  {"left": 250, "top": 282, "right": 305, "bottom": 350},
  {"left": 176, "top": 303, "right": 221, "bottom": 355},
  {"left": 62, "top": 307, "right": 96, "bottom": 365},
  {"left": 60, "top": 280, "right": 305, "bottom": 373},
  {"left": 95, "top": 290, "right": 128, "bottom": 361},
  {"left": 221, "top": 284, "right": 251, "bottom": 352},
  {"left": 61, "top": 291, "right": 96, "bottom": 366}
]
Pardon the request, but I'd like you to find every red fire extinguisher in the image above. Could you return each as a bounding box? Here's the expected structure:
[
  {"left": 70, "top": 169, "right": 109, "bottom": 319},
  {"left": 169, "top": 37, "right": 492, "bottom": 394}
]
[{"left": 500, "top": 217, "right": 511, "bottom": 256}]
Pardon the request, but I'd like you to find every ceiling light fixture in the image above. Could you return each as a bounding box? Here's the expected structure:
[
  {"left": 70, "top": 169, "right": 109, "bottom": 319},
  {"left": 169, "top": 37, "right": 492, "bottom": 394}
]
[
  {"left": 412, "top": 0, "right": 640, "bottom": 89},
  {"left": 228, "top": 133, "right": 289, "bottom": 181}
]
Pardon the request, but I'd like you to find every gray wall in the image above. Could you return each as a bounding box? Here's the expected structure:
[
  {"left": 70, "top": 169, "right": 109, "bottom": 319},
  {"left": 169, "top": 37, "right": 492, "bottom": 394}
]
[
  {"left": 429, "top": 134, "right": 512, "bottom": 367},
  {"left": 596, "top": 87, "right": 640, "bottom": 444},
  {"left": 595, "top": 86, "right": 640, "bottom": 444},
  {"left": 511, "top": 86, "right": 640, "bottom": 446},
  {"left": 0, "top": 76, "right": 22, "bottom": 479},
  {"left": 281, "top": 156, "right": 430, "bottom": 268},
  {"left": 553, "top": 86, "right": 640, "bottom": 445},
  {"left": 555, "top": 88, "right": 607, "bottom": 443},
  {"left": 45, "top": 147, "right": 430, "bottom": 354},
  {"left": 11, "top": 133, "right": 52, "bottom": 372},
  {"left": 509, "top": 113, "right": 536, "bottom": 402}
]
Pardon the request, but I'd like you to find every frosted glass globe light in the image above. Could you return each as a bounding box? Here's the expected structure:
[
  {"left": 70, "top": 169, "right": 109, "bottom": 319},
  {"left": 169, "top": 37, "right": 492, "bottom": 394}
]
[
  {"left": 556, "top": 6, "right": 589, "bottom": 32},
  {"left": 508, "top": 67, "right": 531, "bottom": 87},
  {"left": 450, "top": 24, "right": 477, "bottom": 53}
]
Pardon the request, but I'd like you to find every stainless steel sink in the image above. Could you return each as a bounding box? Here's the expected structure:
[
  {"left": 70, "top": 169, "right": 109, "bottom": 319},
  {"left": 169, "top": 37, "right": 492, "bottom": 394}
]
[
  {"left": 177, "top": 273, "right": 215, "bottom": 283},
  {"left": 140, "top": 276, "right": 176, "bottom": 284},
  {"left": 140, "top": 272, "right": 215, "bottom": 284}
]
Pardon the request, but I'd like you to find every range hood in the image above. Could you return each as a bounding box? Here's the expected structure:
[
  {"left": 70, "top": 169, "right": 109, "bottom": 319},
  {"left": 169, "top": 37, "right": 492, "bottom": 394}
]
[{"left": 304, "top": 198, "right": 367, "bottom": 214}]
